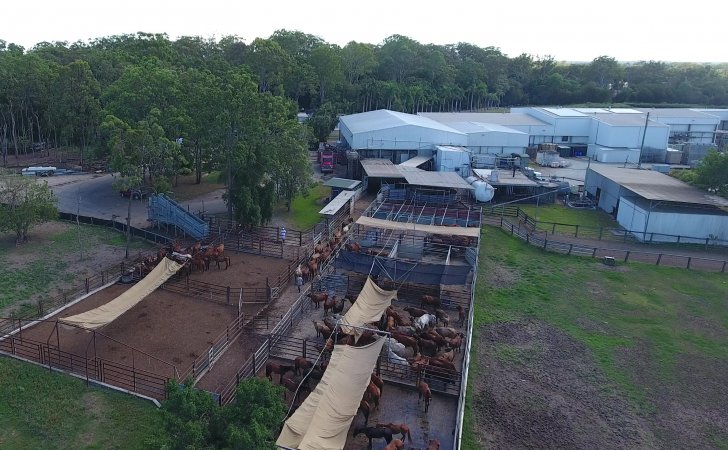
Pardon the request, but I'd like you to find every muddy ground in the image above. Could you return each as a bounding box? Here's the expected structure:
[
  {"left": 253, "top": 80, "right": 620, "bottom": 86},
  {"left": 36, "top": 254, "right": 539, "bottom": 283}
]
[{"left": 470, "top": 319, "right": 728, "bottom": 450}]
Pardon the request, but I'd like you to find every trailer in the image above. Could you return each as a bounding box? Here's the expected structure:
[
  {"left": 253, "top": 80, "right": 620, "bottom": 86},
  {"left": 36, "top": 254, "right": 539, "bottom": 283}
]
[{"left": 21, "top": 166, "right": 57, "bottom": 176}]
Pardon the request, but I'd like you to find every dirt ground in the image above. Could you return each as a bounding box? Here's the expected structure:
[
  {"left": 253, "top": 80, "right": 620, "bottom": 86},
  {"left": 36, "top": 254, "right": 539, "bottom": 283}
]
[
  {"left": 471, "top": 319, "right": 666, "bottom": 450},
  {"left": 187, "top": 252, "right": 292, "bottom": 289},
  {"left": 20, "top": 283, "right": 239, "bottom": 378}
]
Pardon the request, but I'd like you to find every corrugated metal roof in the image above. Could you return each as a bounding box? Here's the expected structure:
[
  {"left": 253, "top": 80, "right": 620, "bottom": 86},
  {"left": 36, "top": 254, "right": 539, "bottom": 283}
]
[
  {"left": 319, "top": 190, "right": 357, "bottom": 216},
  {"left": 360, "top": 159, "right": 405, "bottom": 178},
  {"left": 588, "top": 164, "right": 727, "bottom": 206},
  {"left": 402, "top": 171, "right": 473, "bottom": 190},
  {"left": 541, "top": 108, "right": 588, "bottom": 117},
  {"left": 399, "top": 155, "right": 433, "bottom": 167},
  {"left": 446, "top": 122, "right": 527, "bottom": 134},
  {"left": 339, "top": 109, "right": 465, "bottom": 135},
  {"left": 323, "top": 178, "right": 362, "bottom": 190},
  {"left": 635, "top": 108, "right": 721, "bottom": 119},
  {"left": 594, "top": 113, "right": 669, "bottom": 127},
  {"left": 420, "top": 112, "right": 549, "bottom": 126}
]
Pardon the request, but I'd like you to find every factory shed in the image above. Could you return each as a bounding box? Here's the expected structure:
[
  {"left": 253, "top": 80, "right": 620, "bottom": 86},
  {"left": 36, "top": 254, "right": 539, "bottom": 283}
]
[{"left": 585, "top": 164, "right": 728, "bottom": 243}]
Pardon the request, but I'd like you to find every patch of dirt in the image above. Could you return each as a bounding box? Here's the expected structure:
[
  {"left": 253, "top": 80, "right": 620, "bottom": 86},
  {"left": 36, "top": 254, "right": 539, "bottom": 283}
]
[
  {"left": 472, "top": 319, "right": 657, "bottom": 449},
  {"left": 171, "top": 174, "right": 225, "bottom": 201},
  {"left": 77, "top": 392, "right": 106, "bottom": 445},
  {"left": 616, "top": 345, "right": 728, "bottom": 449},
  {"left": 484, "top": 265, "right": 520, "bottom": 289}
]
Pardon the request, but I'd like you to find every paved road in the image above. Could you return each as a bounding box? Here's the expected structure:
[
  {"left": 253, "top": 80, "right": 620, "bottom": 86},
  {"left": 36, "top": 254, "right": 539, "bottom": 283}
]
[{"left": 45, "top": 173, "right": 227, "bottom": 228}]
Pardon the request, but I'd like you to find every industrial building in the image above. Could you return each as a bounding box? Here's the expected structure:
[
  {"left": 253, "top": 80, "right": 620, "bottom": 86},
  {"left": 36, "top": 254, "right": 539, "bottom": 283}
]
[{"left": 584, "top": 164, "right": 728, "bottom": 243}]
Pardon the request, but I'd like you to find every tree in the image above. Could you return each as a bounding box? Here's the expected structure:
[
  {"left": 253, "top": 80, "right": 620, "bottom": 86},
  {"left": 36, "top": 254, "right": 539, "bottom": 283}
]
[
  {"left": 693, "top": 149, "right": 728, "bottom": 197},
  {"left": 161, "top": 378, "right": 286, "bottom": 450},
  {"left": 0, "top": 170, "right": 58, "bottom": 243}
]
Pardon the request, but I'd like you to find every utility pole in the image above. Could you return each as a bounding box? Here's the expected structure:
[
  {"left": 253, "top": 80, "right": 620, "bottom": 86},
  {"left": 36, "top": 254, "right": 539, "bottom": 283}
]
[
  {"left": 638, "top": 112, "right": 650, "bottom": 169},
  {"left": 76, "top": 188, "right": 83, "bottom": 261}
]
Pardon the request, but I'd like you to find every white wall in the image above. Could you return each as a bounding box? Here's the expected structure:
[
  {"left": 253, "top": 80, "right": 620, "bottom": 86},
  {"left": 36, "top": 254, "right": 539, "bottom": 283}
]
[
  {"left": 595, "top": 124, "right": 669, "bottom": 149},
  {"left": 617, "top": 198, "right": 728, "bottom": 243},
  {"left": 350, "top": 125, "right": 467, "bottom": 150},
  {"left": 436, "top": 147, "right": 471, "bottom": 173}
]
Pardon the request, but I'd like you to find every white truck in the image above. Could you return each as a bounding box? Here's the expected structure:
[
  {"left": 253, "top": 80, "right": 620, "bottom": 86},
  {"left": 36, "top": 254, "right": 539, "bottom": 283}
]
[{"left": 21, "top": 166, "right": 57, "bottom": 176}]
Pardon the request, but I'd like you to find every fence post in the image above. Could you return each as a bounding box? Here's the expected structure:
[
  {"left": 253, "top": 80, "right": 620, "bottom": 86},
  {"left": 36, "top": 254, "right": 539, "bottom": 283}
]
[
  {"left": 592, "top": 248, "right": 597, "bottom": 258},
  {"left": 687, "top": 257, "right": 692, "bottom": 269},
  {"left": 623, "top": 230, "right": 628, "bottom": 242},
  {"left": 510, "top": 224, "right": 514, "bottom": 235},
  {"left": 598, "top": 227, "right": 603, "bottom": 240},
  {"left": 303, "top": 339, "right": 307, "bottom": 359},
  {"left": 526, "top": 234, "right": 530, "bottom": 244},
  {"left": 677, "top": 235, "right": 681, "bottom": 245},
  {"left": 656, "top": 254, "right": 662, "bottom": 266},
  {"left": 722, "top": 261, "right": 726, "bottom": 273},
  {"left": 543, "top": 239, "right": 547, "bottom": 250},
  {"left": 704, "top": 238, "right": 709, "bottom": 250},
  {"left": 85, "top": 278, "right": 89, "bottom": 293},
  {"left": 568, "top": 244, "right": 573, "bottom": 255},
  {"left": 575, "top": 225, "right": 579, "bottom": 237},
  {"left": 624, "top": 251, "right": 630, "bottom": 262},
  {"left": 226, "top": 286, "right": 231, "bottom": 305},
  {"left": 552, "top": 223, "right": 556, "bottom": 234}
]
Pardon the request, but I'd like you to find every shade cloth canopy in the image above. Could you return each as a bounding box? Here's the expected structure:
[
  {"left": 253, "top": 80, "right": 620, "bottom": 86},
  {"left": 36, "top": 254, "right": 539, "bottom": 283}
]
[
  {"left": 60, "top": 257, "right": 183, "bottom": 329},
  {"left": 356, "top": 216, "right": 480, "bottom": 237},
  {"left": 276, "top": 337, "right": 385, "bottom": 450},
  {"left": 340, "top": 277, "right": 397, "bottom": 338}
]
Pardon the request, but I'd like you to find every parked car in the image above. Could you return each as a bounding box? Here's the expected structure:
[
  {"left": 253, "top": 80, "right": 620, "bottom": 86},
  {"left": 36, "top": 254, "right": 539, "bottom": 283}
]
[{"left": 119, "top": 187, "right": 151, "bottom": 200}]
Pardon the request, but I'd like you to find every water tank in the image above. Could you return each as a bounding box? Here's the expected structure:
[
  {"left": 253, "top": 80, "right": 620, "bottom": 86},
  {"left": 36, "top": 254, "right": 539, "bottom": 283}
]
[
  {"left": 472, "top": 180, "right": 495, "bottom": 202},
  {"left": 465, "top": 176, "right": 479, "bottom": 185}
]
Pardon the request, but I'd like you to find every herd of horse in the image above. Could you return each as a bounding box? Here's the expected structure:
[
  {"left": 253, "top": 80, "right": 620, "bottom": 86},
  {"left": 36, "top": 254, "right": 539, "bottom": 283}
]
[
  {"left": 270, "top": 285, "right": 465, "bottom": 449},
  {"left": 136, "top": 240, "right": 231, "bottom": 277}
]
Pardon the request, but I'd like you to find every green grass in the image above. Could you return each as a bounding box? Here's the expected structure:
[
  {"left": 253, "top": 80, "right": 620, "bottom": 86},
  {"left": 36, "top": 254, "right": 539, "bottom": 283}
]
[
  {"left": 0, "top": 357, "right": 165, "bottom": 449},
  {"left": 461, "top": 226, "right": 728, "bottom": 448},
  {"left": 288, "top": 183, "right": 329, "bottom": 229},
  {"left": 0, "top": 223, "right": 152, "bottom": 311},
  {"left": 518, "top": 203, "right": 618, "bottom": 229}
]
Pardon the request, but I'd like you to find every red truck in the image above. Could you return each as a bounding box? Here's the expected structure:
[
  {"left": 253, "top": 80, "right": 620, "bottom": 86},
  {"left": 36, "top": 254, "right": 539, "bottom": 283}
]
[{"left": 318, "top": 143, "right": 335, "bottom": 174}]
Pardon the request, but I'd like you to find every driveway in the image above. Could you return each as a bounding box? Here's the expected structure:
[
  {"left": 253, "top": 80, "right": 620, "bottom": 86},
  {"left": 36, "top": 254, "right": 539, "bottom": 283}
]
[{"left": 45, "top": 173, "right": 227, "bottom": 228}]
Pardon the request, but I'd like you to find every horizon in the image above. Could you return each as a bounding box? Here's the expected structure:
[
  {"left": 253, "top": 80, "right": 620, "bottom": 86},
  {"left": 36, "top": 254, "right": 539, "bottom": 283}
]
[{"left": 3, "top": 0, "right": 727, "bottom": 64}]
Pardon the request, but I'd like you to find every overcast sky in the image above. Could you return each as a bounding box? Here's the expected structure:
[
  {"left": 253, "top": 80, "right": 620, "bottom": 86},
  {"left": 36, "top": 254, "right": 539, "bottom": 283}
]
[{"left": 3, "top": 0, "right": 726, "bottom": 63}]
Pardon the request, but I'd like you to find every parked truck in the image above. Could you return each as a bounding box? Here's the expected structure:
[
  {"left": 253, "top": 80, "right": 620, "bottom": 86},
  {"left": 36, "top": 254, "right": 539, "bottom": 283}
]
[{"left": 318, "top": 142, "right": 335, "bottom": 174}]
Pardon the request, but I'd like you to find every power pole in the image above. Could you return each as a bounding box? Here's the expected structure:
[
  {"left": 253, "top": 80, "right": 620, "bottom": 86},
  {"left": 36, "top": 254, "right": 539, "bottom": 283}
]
[{"left": 638, "top": 112, "right": 650, "bottom": 169}]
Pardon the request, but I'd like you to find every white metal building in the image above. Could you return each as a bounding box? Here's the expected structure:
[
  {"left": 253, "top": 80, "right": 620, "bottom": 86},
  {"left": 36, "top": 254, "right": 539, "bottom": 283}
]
[
  {"left": 585, "top": 164, "right": 728, "bottom": 243},
  {"left": 637, "top": 108, "right": 721, "bottom": 144},
  {"left": 511, "top": 107, "right": 593, "bottom": 146},
  {"left": 420, "top": 112, "right": 554, "bottom": 139},
  {"left": 338, "top": 109, "right": 466, "bottom": 152},
  {"left": 443, "top": 122, "right": 529, "bottom": 155}
]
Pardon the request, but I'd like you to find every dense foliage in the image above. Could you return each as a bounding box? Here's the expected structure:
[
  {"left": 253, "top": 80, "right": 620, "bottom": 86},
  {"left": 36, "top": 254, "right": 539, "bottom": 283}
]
[
  {"left": 1, "top": 31, "right": 727, "bottom": 221},
  {"left": 161, "top": 378, "right": 287, "bottom": 449},
  {"left": 673, "top": 148, "right": 728, "bottom": 198},
  {"left": 0, "top": 169, "right": 58, "bottom": 243}
]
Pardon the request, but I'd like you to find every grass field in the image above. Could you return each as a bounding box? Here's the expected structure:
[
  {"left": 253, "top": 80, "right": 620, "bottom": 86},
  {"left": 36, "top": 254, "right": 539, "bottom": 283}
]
[
  {"left": 517, "top": 203, "right": 618, "bottom": 229},
  {"left": 463, "top": 226, "right": 728, "bottom": 449},
  {"left": 0, "top": 357, "right": 164, "bottom": 449},
  {"left": 287, "top": 183, "right": 329, "bottom": 230},
  {"left": 0, "top": 222, "right": 153, "bottom": 313}
]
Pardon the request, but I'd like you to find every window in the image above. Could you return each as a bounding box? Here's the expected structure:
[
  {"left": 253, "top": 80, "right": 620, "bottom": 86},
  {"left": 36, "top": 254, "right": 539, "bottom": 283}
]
[{"left": 561, "top": 136, "right": 569, "bottom": 142}]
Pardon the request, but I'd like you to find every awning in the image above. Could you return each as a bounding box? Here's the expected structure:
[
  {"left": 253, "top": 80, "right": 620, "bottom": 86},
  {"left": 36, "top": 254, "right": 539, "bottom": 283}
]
[
  {"left": 357, "top": 216, "right": 480, "bottom": 237},
  {"left": 399, "top": 155, "right": 433, "bottom": 167},
  {"left": 360, "top": 159, "right": 405, "bottom": 178},
  {"left": 60, "top": 258, "right": 183, "bottom": 329},
  {"left": 401, "top": 170, "right": 473, "bottom": 190},
  {"left": 277, "top": 337, "right": 385, "bottom": 450},
  {"left": 319, "top": 190, "right": 357, "bottom": 216},
  {"left": 340, "top": 277, "right": 397, "bottom": 338}
]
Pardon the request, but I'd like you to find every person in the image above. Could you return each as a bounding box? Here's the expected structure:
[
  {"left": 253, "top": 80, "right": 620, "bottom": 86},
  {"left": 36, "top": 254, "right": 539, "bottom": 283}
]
[
  {"left": 280, "top": 226, "right": 287, "bottom": 244},
  {"left": 296, "top": 274, "right": 303, "bottom": 292}
]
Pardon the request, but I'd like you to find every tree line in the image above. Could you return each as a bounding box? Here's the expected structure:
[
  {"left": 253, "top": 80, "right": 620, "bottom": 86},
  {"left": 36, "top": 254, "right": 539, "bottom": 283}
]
[{"left": 1, "top": 31, "right": 727, "bottom": 222}]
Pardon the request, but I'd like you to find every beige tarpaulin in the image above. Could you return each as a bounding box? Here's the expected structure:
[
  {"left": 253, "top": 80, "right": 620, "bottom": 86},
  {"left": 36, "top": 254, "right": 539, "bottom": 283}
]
[
  {"left": 60, "top": 257, "right": 183, "bottom": 330},
  {"left": 356, "top": 215, "right": 480, "bottom": 237},
  {"left": 276, "top": 337, "right": 385, "bottom": 450},
  {"left": 340, "top": 277, "right": 397, "bottom": 339}
]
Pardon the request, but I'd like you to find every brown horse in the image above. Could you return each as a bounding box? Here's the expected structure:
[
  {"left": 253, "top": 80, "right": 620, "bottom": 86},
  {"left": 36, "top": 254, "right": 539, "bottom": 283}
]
[
  {"left": 456, "top": 305, "right": 466, "bottom": 326},
  {"left": 366, "top": 382, "right": 381, "bottom": 409},
  {"left": 282, "top": 377, "right": 309, "bottom": 405},
  {"left": 353, "top": 426, "right": 393, "bottom": 448},
  {"left": 391, "top": 333, "right": 419, "bottom": 356},
  {"left": 417, "top": 380, "right": 432, "bottom": 412},
  {"left": 420, "top": 295, "right": 441, "bottom": 310},
  {"left": 307, "top": 292, "right": 327, "bottom": 309},
  {"left": 208, "top": 253, "right": 231, "bottom": 270},
  {"left": 382, "top": 439, "right": 405, "bottom": 450},
  {"left": 376, "top": 423, "right": 412, "bottom": 443},
  {"left": 323, "top": 296, "right": 338, "bottom": 316},
  {"left": 294, "top": 356, "right": 313, "bottom": 375},
  {"left": 370, "top": 373, "right": 384, "bottom": 394},
  {"left": 358, "top": 399, "right": 373, "bottom": 425},
  {"left": 265, "top": 362, "right": 294, "bottom": 383},
  {"left": 434, "top": 309, "right": 450, "bottom": 327},
  {"left": 427, "top": 438, "right": 441, "bottom": 450}
]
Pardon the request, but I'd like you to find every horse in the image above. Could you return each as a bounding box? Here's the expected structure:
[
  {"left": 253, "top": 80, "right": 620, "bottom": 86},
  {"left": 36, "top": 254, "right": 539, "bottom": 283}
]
[
  {"left": 434, "top": 309, "right": 450, "bottom": 327},
  {"left": 382, "top": 439, "right": 405, "bottom": 450},
  {"left": 294, "top": 356, "right": 313, "bottom": 375},
  {"left": 191, "top": 254, "right": 207, "bottom": 272},
  {"left": 208, "top": 254, "right": 231, "bottom": 270},
  {"left": 404, "top": 306, "right": 428, "bottom": 319},
  {"left": 345, "top": 242, "right": 362, "bottom": 252},
  {"left": 307, "top": 292, "right": 327, "bottom": 309},
  {"left": 417, "top": 380, "right": 432, "bottom": 412},
  {"left": 427, "top": 439, "right": 441, "bottom": 450},
  {"left": 447, "top": 333, "right": 464, "bottom": 352},
  {"left": 420, "top": 295, "right": 441, "bottom": 310},
  {"left": 370, "top": 373, "right": 384, "bottom": 394},
  {"left": 353, "top": 426, "right": 393, "bottom": 448},
  {"left": 323, "top": 296, "right": 338, "bottom": 316},
  {"left": 391, "top": 333, "right": 419, "bottom": 356},
  {"left": 417, "top": 338, "right": 439, "bottom": 356},
  {"left": 358, "top": 399, "right": 373, "bottom": 425},
  {"left": 300, "top": 264, "right": 311, "bottom": 282},
  {"left": 265, "top": 362, "right": 295, "bottom": 383},
  {"left": 312, "top": 320, "right": 331, "bottom": 338},
  {"left": 307, "top": 259, "right": 319, "bottom": 279},
  {"left": 456, "top": 305, "right": 466, "bottom": 326},
  {"left": 434, "top": 327, "right": 459, "bottom": 339},
  {"left": 366, "top": 382, "right": 381, "bottom": 409},
  {"left": 375, "top": 423, "right": 412, "bottom": 443},
  {"left": 414, "top": 314, "right": 437, "bottom": 332},
  {"left": 282, "top": 377, "right": 309, "bottom": 405}
]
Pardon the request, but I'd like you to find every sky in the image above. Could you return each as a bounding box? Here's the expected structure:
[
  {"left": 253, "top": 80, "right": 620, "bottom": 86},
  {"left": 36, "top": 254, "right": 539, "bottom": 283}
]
[{"left": 3, "top": 0, "right": 726, "bottom": 63}]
